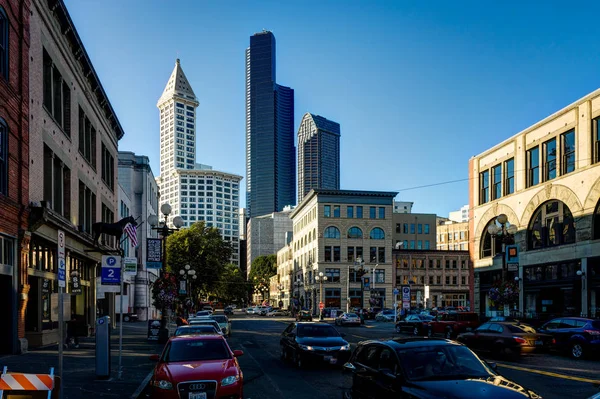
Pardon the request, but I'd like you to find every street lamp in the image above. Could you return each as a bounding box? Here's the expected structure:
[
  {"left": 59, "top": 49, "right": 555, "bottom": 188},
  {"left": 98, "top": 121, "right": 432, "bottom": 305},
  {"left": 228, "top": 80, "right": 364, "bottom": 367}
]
[
  {"left": 148, "top": 203, "right": 184, "bottom": 343},
  {"left": 315, "top": 272, "right": 328, "bottom": 320},
  {"left": 487, "top": 214, "right": 518, "bottom": 283},
  {"left": 347, "top": 257, "right": 370, "bottom": 313}
]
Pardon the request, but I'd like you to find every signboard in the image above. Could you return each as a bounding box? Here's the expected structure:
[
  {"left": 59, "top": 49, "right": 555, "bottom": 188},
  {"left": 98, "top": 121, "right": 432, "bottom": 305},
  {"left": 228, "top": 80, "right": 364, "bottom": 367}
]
[
  {"left": 393, "top": 288, "right": 399, "bottom": 296},
  {"left": 179, "top": 280, "right": 187, "bottom": 295},
  {"left": 362, "top": 276, "right": 370, "bottom": 290},
  {"left": 124, "top": 257, "right": 137, "bottom": 275},
  {"left": 319, "top": 302, "right": 324, "bottom": 310},
  {"left": 147, "top": 238, "right": 162, "bottom": 269},
  {"left": 506, "top": 245, "right": 519, "bottom": 271},
  {"left": 148, "top": 320, "right": 161, "bottom": 341},
  {"left": 57, "top": 230, "right": 65, "bottom": 259},
  {"left": 57, "top": 230, "right": 66, "bottom": 288},
  {"left": 101, "top": 255, "right": 121, "bottom": 285},
  {"left": 401, "top": 285, "right": 411, "bottom": 310},
  {"left": 424, "top": 285, "right": 430, "bottom": 301},
  {"left": 71, "top": 274, "right": 82, "bottom": 295},
  {"left": 96, "top": 277, "right": 121, "bottom": 294},
  {"left": 50, "top": 293, "right": 71, "bottom": 321},
  {"left": 42, "top": 278, "right": 50, "bottom": 294}
]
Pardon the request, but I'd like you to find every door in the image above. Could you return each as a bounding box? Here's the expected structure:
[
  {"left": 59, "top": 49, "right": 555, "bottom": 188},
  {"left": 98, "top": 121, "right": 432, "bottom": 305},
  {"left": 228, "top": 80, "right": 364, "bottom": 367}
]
[
  {"left": 374, "top": 347, "right": 402, "bottom": 398},
  {"left": 0, "top": 275, "right": 14, "bottom": 354},
  {"left": 539, "top": 319, "right": 563, "bottom": 349},
  {"left": 353, "top": 345, "right": 381, "bottom": 399},
  {"left": 469, "top": 323, "right": 491, "bottom": 351}
]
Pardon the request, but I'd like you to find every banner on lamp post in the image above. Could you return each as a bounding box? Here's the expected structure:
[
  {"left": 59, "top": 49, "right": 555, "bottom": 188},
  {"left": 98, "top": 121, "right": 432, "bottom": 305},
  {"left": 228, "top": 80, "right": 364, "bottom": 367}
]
[{"left": 124, "top": 257, "right": 137, "bottom": 275}]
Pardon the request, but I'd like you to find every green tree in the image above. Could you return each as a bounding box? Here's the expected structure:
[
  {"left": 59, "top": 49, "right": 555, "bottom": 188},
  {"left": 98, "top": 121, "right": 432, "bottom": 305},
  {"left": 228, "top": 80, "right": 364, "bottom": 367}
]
[
  {"left": 248, "top": 254, "right": 277, "bottom": 298},
  {"left": 166, "top": 221, "right": 232, "bottom": 294},
  {"left": 215, "top": 264, "right": 252, "bottom": 305}
]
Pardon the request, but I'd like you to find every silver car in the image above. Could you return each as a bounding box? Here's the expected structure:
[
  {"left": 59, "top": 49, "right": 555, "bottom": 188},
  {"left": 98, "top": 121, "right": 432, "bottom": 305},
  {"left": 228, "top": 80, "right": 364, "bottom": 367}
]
[
  {"left": 188, "top": 319, "right": 224, "bottom": 336},
  {"left": 210, "top": 315, "right": 232, "bottom": 337}
]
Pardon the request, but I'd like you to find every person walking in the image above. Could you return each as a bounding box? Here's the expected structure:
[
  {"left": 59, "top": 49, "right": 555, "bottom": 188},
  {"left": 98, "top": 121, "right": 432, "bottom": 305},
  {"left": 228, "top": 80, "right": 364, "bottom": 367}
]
[{"left": 65, "top": 313, "right": 79, "bottom": 349}]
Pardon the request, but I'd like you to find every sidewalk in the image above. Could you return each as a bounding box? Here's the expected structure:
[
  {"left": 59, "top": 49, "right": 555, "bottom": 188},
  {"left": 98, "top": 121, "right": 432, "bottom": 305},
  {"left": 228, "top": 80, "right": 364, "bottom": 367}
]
[{"left": 0, "top": 322, "right": 161, "bottom": 399}]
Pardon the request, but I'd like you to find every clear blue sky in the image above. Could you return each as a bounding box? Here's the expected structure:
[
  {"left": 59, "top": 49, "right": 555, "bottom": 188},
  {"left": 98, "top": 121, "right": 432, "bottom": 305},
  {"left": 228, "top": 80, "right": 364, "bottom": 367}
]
[{"left": 64, "top": 0, "right": 600, "bottom": 217}]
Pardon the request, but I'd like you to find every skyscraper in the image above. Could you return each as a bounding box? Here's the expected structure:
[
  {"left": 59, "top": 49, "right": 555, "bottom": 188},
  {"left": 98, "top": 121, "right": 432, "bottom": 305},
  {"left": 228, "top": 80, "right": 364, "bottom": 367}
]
[
  {"left": 246, "top": 30, "right": 295, "bottom": 218},
  {"left": 157, "top": 60, "right": 243, "bottom": 265},
  {"left": 297, "top": 113, "right": 341, "bottom": 203}
]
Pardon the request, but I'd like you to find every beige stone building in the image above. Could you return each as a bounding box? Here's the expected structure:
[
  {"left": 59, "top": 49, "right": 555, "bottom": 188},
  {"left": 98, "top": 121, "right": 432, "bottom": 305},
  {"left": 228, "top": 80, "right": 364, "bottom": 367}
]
[
  {"left": 469, "top": 88, "right": 600, "bottom": 319},
  {"left": 288, "top": 189, "right": 397, "bottom": 314},
  {"left": 392, "top": 213, "right": 436, "bottom": 250},
  {"left": 276, "top": 243, "right": 293, "bottom": 308},
  {"left": 437, "top": 221, "right": 469, "bottom": 251}
]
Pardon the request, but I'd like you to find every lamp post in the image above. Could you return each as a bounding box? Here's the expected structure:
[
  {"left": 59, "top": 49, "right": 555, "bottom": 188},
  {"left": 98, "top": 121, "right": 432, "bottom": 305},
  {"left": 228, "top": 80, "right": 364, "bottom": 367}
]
[
  {"left": 294, "top": 281, "right": 304, "bottom": 310},
  {"left": 148, "top": 203, "right": 184, "bottom": 343},
  {"left": 487, "top": 214, "right": 518, "bottom": 283},
  {"left": 348, "top": 257, "right": 370, "bottom": 313},
  {"left": 315, "top": 272, "right": 328, "bottom": 320}
]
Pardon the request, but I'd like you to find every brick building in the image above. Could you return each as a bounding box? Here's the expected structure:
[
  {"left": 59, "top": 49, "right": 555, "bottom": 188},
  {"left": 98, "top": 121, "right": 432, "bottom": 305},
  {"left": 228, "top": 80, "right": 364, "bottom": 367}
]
[{"left": 0, "top": 0, "right": 30, "bottom": 355}]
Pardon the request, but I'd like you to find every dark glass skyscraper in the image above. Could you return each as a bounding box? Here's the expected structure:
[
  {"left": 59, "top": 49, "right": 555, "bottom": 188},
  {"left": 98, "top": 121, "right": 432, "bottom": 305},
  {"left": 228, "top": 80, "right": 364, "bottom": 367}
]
[
  {"left": 297, "top": 113, "right": 341, "bottom": 203},
  {"left": 246, "top": 31, "right": 295, "bottom": 217}
]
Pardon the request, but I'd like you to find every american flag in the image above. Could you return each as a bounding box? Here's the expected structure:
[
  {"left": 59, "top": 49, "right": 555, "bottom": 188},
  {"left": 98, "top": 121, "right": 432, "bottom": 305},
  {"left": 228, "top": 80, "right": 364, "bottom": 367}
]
[{"left": 124, "top": 223, "right": 138, "bottom": 247}]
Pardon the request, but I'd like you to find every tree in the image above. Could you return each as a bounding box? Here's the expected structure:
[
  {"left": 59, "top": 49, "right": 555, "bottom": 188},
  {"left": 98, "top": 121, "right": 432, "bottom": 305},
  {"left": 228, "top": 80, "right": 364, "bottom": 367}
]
[
  {"left": 215, "top": 264, "right": 252, "bottom": 305},
  {"left": 248, "top": 254, "right": 277, "bottom": 298},
  {"left": 166, "top": 221, "right": 233, "bottom": 294}
]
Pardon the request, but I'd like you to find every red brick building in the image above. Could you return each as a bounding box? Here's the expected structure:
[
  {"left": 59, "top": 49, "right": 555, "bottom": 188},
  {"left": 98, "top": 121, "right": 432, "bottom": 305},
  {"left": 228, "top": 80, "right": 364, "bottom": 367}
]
[{"left": 0, "top": 0, "right": 31, "bottom": 354}]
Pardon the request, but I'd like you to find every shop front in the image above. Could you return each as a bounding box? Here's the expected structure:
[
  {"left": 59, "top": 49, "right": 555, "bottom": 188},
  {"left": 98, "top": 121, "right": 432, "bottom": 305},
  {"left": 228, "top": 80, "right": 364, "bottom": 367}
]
[
  {"left": 325, "top": 288, "right": 341, "bottom": 309},
  {"left": 588, "top": 257, "right": 600, "bottom": 319},
  {"left": 0, "top": 235, "right": 17, "bottom": 355}
]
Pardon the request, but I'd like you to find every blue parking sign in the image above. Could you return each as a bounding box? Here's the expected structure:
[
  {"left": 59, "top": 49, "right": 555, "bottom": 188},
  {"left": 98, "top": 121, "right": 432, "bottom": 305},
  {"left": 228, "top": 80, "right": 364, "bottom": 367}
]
[{"left": 101, "top": 267, "right": 121, "bottom": 285}]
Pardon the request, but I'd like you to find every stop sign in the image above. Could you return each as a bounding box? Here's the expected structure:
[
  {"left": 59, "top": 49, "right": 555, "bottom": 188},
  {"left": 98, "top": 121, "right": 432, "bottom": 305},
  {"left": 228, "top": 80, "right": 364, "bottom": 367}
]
[{"left": 319, "top": 302, "right": 324, "bottom": 310}]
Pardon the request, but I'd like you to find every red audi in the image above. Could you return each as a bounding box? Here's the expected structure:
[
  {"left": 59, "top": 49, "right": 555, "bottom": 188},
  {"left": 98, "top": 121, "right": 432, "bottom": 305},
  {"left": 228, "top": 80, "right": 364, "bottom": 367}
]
[{"left": 149, "top": 335, "right": 244, "bottom": 399}]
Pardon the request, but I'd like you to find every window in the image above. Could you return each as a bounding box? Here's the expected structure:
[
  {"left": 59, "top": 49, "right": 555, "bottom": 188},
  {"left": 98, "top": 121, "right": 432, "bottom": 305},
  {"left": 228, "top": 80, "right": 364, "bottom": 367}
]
[
  {"left": 101, "top": 143, "right": 114, "bottom": 190},
  {"left": 452, "top": 260, "right": 457, "bottom": 269},
  {"left": 417, "top": 240, "right": 422, "bottom": 249},
  {"left": 543, "top": 138, "right": 556, "bottom": 182},
  {"left": 480, "top": 218, "right": 505, "bottom": 258},
  {"left": 347, "top": 206, "right": 354, "bottom": 218},
  {"left": 370, "top": 207, "right": 376, "bottom": 219},
  {"left": 375, "top": 269, "right": 385, "bottom": 283},
  {"left": 370, "top": 228, "right": 385, "bottom": 240},
  {"left": 78, "top": 181, "right": 96, "bottom": 234},
  {"left": 437, "top": 276, "right": 441, "bottom": 284},
  {"left": 0, "top": 6, "right": 7, "bottom": 79},
  {"left": 43, "top": 49, "right": 71, "bottom": 135},
  {"left": 356, "top": 206, "right": 363, "bottom": 218},
  {"left": 446, "top": 276, "right": 450, "bottom": 285},
  {"left": 370, "top": 247, "right": 377, "bottom": 262},
  {"left": 461, "top": 276, "right": 466, "bottom": 285},
  {"left": 403, "top": 224, "right": 408, "bottom": 233},
  {"left": 528, "top": 200, "right": 576, "bottom": 250},
  {"left": 417, "top": 224, "right": 422, "bottom": 234},
  {"left": 527, "top": 146, "right": 539, "bottom": 187},
  {"left": 0, "top": 118, "right": 7, "bottom": 194},
  {"left": 378, "top": 247, "right": 385, "bottom": 263},
  {"left": 325, "top": 268, "right": 340, "bottom": 283},
  {"left": 396, "top": 224, "right": 401, "bottom": 233},
  {"left": 594, "top": 117, "right": 600, "bottom": 164},
  {"left": 492, "top": 164, "right": 502, "bottom": 200},
  {"left": 424, "top": 240, "right": 430, "bottom": 250},
  {"left": 101, "top": 203, "right": 115, "bottom": 247},
  {"left": 452, "top": 276, "right": 457, "bottom": 285},
  {"left": 348, "top": 227, "right": 363, "bottom": 239},
  {"left": 347, "top": 247, "right": 355, "bottom": 263},
  {"left": 333, "top": 205, "right": 340, "bottom": 218},
  {"left": 78, "top": 107, "right": 96, "bottom": 167},
  {"left": 410, "top": 224, "right": 415, "bottom": 234},
  {"left": 324, "top": 226, "right": 340, "bottom": 239},
  {"left": 378, "top": 207, "right": 385, "bottom": 219},
  {"left": 561, "top": 130, "right": 575, "bottom": 175},
  {"left": 410, "top": 240, "right": 415, "bottom": 249},
  {"left": 424, "top": 224, "right": 430, "bottom": 234},
  {"left": 479, "top": 170, "right": 489, "bottom": 204},
  {"left": 594, "top": 200, "right": 600, "bottom": 240},
  {"left": 324, "top": 205, "right": 331, "bottom": 218},
  {"left": 504, "top": 158, "right": 514, "bottom": 195},
  {"left": 43, "top": 145, "right": 71, "bottom": 218},
  {"left": 446, "top": 260, "right": 450, "bottom": 269}
]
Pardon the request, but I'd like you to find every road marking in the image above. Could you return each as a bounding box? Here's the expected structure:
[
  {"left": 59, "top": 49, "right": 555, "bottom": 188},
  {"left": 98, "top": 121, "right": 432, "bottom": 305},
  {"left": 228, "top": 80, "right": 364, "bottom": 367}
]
[
  {"left": 130, "top": 370, "right": 153, "bottom": 399},
  {"left": 350, "top": 334, "right": 370, "bottom": 340},
  {"left": 497, "top": 363, "right": 600, "bottom": 384}
]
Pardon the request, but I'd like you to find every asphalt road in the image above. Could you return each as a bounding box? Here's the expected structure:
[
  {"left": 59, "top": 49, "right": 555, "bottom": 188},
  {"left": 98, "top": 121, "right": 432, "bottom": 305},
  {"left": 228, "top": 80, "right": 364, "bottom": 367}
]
[{"left": 226, "top": 314, "right": 600, "bottom": 399}]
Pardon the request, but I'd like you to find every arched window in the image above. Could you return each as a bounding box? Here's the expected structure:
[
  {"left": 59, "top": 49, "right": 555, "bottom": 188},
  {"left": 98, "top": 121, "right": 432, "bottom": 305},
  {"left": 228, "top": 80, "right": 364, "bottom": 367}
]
[
  {"left": 528, "top": 200, "right": 576, "bottom": 250},
  {"left": 0, "top": 7, "right": 7, "bottom": 79},
  {"left": 594, "top": 200, "right": 600, "bottom": 240},
  {"left": 324, "top": 226, "right": 340, "bottom": 239},
  {"left": 347, "top": 227, "right": 363, "bottom": 239},
  {"left": 480, "top": 218, "right": 507, "bottom": 258},
  {"left": 370, "top": 227, "right": 385, "bottom": 240}
]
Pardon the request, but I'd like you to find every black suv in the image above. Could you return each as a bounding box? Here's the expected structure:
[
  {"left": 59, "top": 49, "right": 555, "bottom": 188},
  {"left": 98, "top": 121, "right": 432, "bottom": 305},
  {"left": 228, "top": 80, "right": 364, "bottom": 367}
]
[{"left": 280, "top": 322, "right": 350, "bottom": 368}]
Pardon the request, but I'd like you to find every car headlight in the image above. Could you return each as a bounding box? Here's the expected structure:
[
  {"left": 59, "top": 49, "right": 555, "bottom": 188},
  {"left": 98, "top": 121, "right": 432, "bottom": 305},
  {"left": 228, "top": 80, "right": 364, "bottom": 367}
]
[
  {"left": 221, "top": 375, "right": 239, "bottom": 386},
  {"left": 339, "top": 344, "right": 350, "bottom": 351},
  {"left": 298, "top": 344, "right": 314, "bottom": 351},
  {"left": 153, "top": 380, "right": 173, "bottom": 390}
]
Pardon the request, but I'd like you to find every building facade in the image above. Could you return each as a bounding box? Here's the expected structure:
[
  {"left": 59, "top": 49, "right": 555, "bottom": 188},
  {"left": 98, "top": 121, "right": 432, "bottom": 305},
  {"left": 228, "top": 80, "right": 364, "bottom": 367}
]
[
  {"left": 449, "top": 204, "right": 469, "bottom": 223},
  {"left": 392, "top": 213, "right": 436, "bottom": 250},
  {"left": 156, "top": 60, "right": 243, "bottom": 265},
  {"left": 0, "top": 0, "right": 30, "bottom": 355},
  {"left": 289, "top": 189, "right": 397, "bottom": 314},
  {"left": 246, "top": 209, "right": 293, "bottom": 277},
  {"left": 26, "top": 0, "right": 123, "bottom": 348},
  {"left": 469, "top": 88, "right": 600, "bottom": 320},
  {"left": 393, "top": 250, "right": 472, "bottom": 309},
  {"left": 436, "top": 221, "right": 469, "bottom": 251},
  {"left": 297, "top": 113, "right": 340, "bottom": 203},
  {"left": 393, "top": 201, "right": 413, "bottom": 214},
  {"left": 276, "top": 243, "right": 293, "bottom": 308},
  {"left": 118, "top": 151, "right": 160, "bottom": 320},
  {"left": 245, "top": 30, "right": 295, "bottom": 217}
]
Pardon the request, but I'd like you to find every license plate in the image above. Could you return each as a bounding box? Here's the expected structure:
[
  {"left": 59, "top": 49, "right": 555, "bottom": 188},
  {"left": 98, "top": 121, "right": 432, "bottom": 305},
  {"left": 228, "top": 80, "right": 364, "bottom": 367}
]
[
  {"left": 324, "top": 355, "right": 332, "bottom": 362},
  {"left": 189, "top": 393, "right": 206, "bottom": 399},
  {"left": 535, "top": 340, "right": 543, "bottom": 346}
]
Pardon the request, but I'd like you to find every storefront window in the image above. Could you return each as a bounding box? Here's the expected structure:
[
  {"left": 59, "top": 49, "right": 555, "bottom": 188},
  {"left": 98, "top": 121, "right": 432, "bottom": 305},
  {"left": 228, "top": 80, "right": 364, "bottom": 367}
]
[
  {"left": 594, "top": 200, "right": 600, "bottom": 240},
  {"left": 528, "top": 200, "right": 576, "bottom": 250},
  {"left": 480, "top": 219, "right": 504, "bottom": 258},
  {"left": 325, "top": 288, "right": 341, "bottom": 308}
]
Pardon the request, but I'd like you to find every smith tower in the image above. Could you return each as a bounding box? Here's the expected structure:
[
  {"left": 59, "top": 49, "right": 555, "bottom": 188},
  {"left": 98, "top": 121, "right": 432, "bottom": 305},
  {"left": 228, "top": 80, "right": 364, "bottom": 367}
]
[{"left": 246, "top": 31, "right": 295, "bottom": 217}]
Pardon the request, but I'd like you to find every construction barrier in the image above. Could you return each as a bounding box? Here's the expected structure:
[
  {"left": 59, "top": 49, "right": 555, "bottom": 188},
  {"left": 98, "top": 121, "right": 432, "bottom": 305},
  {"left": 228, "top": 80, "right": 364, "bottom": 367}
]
[{"left": 0, "top": 367, "right": 59, "bottom": 399}]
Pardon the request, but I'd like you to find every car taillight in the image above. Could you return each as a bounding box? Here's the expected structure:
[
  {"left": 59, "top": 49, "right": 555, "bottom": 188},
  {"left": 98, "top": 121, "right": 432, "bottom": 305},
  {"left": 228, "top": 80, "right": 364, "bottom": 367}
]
[
  {"left": 584, "top": 330, "right": 600, "bottom": 336},
  {"left": 513, "top": 337, "right": 527, "bottom": 344},
  {"left": 552, "top": 338, "right": 556, "bottom": 345}
]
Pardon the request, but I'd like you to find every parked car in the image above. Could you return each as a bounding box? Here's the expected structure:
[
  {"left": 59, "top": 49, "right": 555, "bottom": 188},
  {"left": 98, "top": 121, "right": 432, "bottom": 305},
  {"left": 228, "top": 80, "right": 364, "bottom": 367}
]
[
  {"left": 457, "top": 322, "right": 553, "bottom": 357},
  {"left": 224, "top": 306, "right": 234, "bottom": 316},
  {"left": 335, "top": 312, "right": 361, "bottom": 326},
  {"left": 426, "top": 312, "right": 480, "bottom": 339},
  {"left": 258, "top": 306, "right": 273, "bottom": 316},
  {"left": 202, "top": 306, "right": 214, "bottom": 314},
  {"left": 174, "top": 325, "right": 219, "bottom": 336},
  {"left": 296, "top": 310, "right": 313, "bottom": 322},
  {"left": 280, "top": 322, "right": 350, "bottom": 368},
  {"left": 366, "top": 307, "right": 382, "bottom": 320},
  {"left": 342, "top": 337, "right": 542, "bottom": 399},
  {"left": 245, "top": 307, "right": 256, "bottom": 315},
  {"left": 488, "top": 316, "right": 521, "bottom": 323},
  {"left": 395, "top": 314, "right": 435, "bottom": 335},
  {"left": 210, "top": 314, "right": 232, "bottom": 337},
  {"left": 195, "top": 310, "right": 211, "bottom": 317},
  {"left": 537, "top": 317, "right": 600, "bottom": 359},
  {"left": 375, "top": 309, "right": 397, "bottom": 322},
  {"left": 267, "top": 309, "right": 289, "bottom": 317},
  {"left": 188, "top": 319, "right": 224, "bottom": 336},
  {"left": 149, "top": 335, "right": 244, "bottom": 398}
]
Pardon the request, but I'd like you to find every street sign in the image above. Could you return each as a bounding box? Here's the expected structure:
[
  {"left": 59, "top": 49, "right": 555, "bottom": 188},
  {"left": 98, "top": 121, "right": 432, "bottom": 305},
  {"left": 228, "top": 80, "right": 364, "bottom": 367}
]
[
  {"left": 402, "top": 286, "right": 410, "bottom": 301},
  {"left": 57, "top": 230, "right": 65, "bottom": 259},
  {"left": 71, "top": 274, "right": 82, "bottom": 295},
  {"left": 57, "top": 230, "right": 66, "bottom": 288},
  {"left": 147, "top": 238, "right": 162, "bottom": 269},
  {"left": 101, "top": 255, "right": 122, "bottom": 285},
  {"left": 319, "top": 302, "right": 324, "bottom": 310},
  {"left": 124, "top": 257, "right": 137, "bottom": 275},
  {"left": 393, "top": 288, "right": 399, "bottom": 296}
]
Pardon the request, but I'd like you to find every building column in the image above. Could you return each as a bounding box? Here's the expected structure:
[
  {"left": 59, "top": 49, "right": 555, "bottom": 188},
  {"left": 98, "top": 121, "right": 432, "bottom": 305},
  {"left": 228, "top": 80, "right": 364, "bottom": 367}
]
[
  {"left": 18, "top": 231, "right": 31, "bottom": 353},
  {"left": 581, "top": 258, "right": 588, "bottom": 318}
]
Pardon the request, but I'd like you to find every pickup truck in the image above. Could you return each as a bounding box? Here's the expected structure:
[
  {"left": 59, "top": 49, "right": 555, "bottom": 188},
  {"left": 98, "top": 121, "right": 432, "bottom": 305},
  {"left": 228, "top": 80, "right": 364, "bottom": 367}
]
[{"left": 426, "top": 312, "right": 480, "bottom": 339}]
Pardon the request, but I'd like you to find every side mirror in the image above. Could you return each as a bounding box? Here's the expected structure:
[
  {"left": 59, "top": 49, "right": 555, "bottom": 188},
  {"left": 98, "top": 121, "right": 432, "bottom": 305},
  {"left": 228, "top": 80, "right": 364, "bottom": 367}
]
[
  {"left": 233, "top": 350, "right": 244, "bottom": 357},
  {"left": 342, "top": 362, "right": 356, "bottom": 374},
  {"left": 487, "top": 362, "right": 497, "bottom": 371},
  {"left": 149, "top": 354, "right": 160, "bottom": 361}
]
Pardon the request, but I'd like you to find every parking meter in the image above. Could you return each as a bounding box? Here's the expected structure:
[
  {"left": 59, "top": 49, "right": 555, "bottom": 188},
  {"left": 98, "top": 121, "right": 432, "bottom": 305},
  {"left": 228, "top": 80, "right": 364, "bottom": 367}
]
[{"left": 95, "top": 316, "right": 111, "bottom": 379}]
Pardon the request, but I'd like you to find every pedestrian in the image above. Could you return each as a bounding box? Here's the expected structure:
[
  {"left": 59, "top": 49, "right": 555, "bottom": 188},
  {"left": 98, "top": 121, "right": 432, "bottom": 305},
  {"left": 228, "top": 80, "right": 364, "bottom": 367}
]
[
  {"left": 176, "top": 314, "right": 188, "bottom": 327},
  {"left": 65, "top": 312, "right": 79, "bottom": 348},
  {"left": 359, "top": 309, "right": 365, "bottom": 325}
]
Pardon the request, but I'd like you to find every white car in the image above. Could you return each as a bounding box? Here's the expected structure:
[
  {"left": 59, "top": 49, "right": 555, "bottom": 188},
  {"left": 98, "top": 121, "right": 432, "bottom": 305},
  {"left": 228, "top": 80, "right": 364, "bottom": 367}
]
[
  {"left": 188, "top": 319, "right": 224, "bottom": 336},
  {"left": 266, "top": 309, "right": 289, "bottom": 317},
  {"left": 246, "top": 307, "right": 256, "bottom": 315}
]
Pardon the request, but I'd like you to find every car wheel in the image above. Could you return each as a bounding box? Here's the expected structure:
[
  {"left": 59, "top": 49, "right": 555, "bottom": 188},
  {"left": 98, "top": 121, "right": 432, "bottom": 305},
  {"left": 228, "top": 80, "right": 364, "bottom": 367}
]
[
  {"left": 570, "top": 342, "right": 584, "bottom": 359},
  {"left": 294, "top": 351, "right": 304, "bottom": 369},
  {"left": 413, "top": 327, "right": 420, "bottom": 336},
  {"left": 280, "top": 345, "right": 287, "bottom": 361},
  {"left": 445, "top": 329, "right": 453, "bottom": 339},
  {"left": 395, "top": 325, "right": 401, "bottom": 333},
  {"left": 123, "top": 315, "right": 130, "bottom": 322},
  {"left": 427, "top": 329, "right": 433, "bottom": 337}
]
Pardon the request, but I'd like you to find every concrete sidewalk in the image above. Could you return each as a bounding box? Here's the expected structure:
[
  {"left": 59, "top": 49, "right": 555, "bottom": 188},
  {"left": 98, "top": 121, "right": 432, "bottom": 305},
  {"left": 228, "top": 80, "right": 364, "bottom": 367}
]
[{"left": 0, "top": 322, "right": 161, "bottom": 399}]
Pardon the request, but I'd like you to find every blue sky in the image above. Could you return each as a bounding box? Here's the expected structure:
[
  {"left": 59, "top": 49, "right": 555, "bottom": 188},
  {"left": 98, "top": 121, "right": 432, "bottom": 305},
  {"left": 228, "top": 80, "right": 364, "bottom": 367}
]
[{"left": 64, "top": 0, "right": 600, "bottom": 217}]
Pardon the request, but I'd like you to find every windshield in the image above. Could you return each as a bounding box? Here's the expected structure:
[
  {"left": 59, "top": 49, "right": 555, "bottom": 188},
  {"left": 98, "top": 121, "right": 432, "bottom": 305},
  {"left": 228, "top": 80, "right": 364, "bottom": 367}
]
[
  {"left": 189, "top": 320, "right": 221, "bottom": 331},
  {"left": 298, "top": 325, "right": 340, "bottom": 338},
  {"left": 164, "top": 339, "right": 231, "bottom": 362},
  {"left": 211, "top": 315, "right": 227, "bottom": 323},
  {"left": 396, "top": 345, "right": 491, "bottom": 381},
  {"left": 507, "top": 324, "right": 537, "bottom": 334},
  {"left": 175, "top": 326, "right": 217, "bottom": 336},
  {"left": 346, "top": 313, "right": 358, "bottom": 318}
]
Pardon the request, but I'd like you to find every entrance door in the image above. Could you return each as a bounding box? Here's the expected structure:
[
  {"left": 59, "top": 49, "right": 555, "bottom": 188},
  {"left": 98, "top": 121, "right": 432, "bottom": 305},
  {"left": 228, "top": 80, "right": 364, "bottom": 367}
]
[{"left": 0, "top": 275, "right": 14, "bottom": 354}]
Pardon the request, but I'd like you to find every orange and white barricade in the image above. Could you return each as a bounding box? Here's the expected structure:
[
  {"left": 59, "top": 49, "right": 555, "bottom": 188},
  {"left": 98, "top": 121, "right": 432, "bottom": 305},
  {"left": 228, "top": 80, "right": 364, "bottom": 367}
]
[{"left": 0, "top": 366, "right": 56, "bottom": 399}]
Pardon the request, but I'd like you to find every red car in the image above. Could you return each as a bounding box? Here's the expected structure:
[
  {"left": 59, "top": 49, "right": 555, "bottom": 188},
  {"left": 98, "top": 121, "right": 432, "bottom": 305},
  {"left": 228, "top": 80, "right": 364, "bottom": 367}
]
[{"left": 149, "top": 334, "right": 244, "bottom": 399}]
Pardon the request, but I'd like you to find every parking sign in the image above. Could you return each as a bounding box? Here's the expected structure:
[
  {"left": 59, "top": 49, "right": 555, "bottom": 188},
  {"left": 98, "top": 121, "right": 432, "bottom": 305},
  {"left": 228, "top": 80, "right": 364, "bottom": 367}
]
[
  {"left": 57, "top": 230, "right": 66, "bottom": 288},
  {"left": 101, "top": 255, "right": 121, "bottom": 285}
]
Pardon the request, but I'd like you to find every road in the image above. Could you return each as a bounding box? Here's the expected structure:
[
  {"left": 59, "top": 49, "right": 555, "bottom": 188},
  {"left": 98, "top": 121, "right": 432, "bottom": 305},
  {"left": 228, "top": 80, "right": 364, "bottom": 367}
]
[{"left": 225, "top": 314, "right": 600, "bottom": 399}]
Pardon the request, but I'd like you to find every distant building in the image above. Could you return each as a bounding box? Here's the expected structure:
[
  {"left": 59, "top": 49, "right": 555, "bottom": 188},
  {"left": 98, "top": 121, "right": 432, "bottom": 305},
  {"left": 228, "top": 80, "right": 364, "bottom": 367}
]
[
  {"left": 436, "top": 221, "right": 469, "bottom": 251},
  {"left": 449, "top": 205, "right": 469, "bottom": 223},
  {"left": 393, "top": 201, "right": 414, "bottom": 214},
  {"left": 245, "top": 30, "right": 295, "bottom": 217},
  {"left": 392, "top": 213, "right": 437, "bottom": 250},
  {"left": 297, "top": 113, "right": 340, "bottom": 203},
  {"left": 246, "top": 210, "right": 293, "bottom": 277}
]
